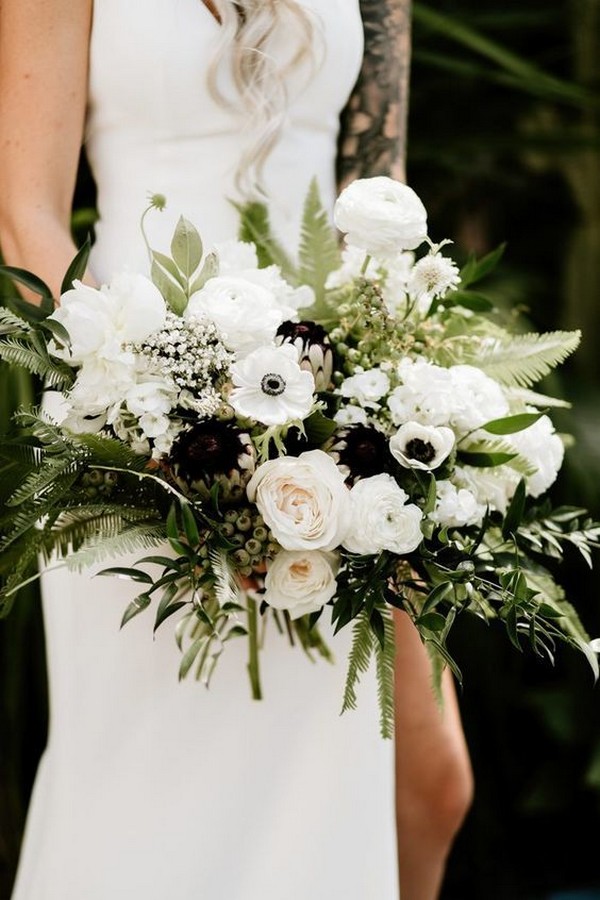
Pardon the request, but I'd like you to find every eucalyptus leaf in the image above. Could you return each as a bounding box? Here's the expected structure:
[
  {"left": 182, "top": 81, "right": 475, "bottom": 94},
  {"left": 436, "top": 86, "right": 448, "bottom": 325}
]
[
  {"left": 189, "top": 252, "right": 219, "bottom": 294},
  {"left": 171, "top": 216, "right": 203, "bottom": 278},
  {"left": 152, "top": 251, "right": 186, "bottom": 288},
  {"left": 151, "top": 259, "right": 188, "bottom": 315}
]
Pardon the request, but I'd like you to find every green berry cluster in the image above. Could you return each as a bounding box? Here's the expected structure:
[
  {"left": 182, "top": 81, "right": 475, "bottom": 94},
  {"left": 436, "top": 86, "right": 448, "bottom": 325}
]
[
  {"left": 79, "top": 469, "right": 118, "bottom": 499},
  {"left": 220, "top": 506, "right": 279, "bottom": 577}
]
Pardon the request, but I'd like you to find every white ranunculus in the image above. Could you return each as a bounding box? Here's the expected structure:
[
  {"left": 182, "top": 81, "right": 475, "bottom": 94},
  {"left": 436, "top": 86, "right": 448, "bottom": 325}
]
[
  {"left": 390, "top": 422, "right": 455, "bottom": 471},
  {"left": 338, "top": 368, "right": 390, "bottom": 409},
  {"left": 334, "top": 405, "right": 369, "bottom": 427},
  {"left": 343, "top": 473, "right": 423, "bottom": 556},
  {"left": 264, "top": 550, "right": 339, "bottom": 620},
  {"left": 334, "top": 177, "right": 428, "bottom": 256},
  {"left": 50, "top": 275, "right": 166, "bottom": 366},
  {"left": 431, "top": 480, "right": 485, "bottom": 528},
  {"left": 229, "top": 344, "right": 315, "bottom": 426},
  {"left": 185, "top": 276, "right": 284, "bottom": 354},
  {"left": 247, "top": 450, "right": 351, "bottom": 551},
  {"left": 506, "top": 415, "right": 564, "bottom": 498}
]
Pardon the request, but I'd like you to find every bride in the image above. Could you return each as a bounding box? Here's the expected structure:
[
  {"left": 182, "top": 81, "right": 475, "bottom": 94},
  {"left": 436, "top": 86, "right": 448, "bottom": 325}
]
[{"left": 0, "top": 1, "right": 473, "bottom": 898}]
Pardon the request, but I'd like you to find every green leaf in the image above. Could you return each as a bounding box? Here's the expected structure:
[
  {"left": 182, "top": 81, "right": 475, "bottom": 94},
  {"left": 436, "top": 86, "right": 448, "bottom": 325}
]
[
  {"left": 297, "top": 178, "right": 342, "bottom": 304},
  {"left": 120, "top": 592, "right": 152, "bottom": 628},
  {"left": 189, "top": 252, "right": 219, "bottom": 294},
  {"left": 179, "top": 636, "right": 206, "bottom": 680},
  {"left": 151, "top": 259, "right": 188, "bottom": 315},
  {"left": 303, "top": 410, "right": 337, "bottom": 445},
  {"left": 482, "top": 411, "right": 545, "bottom": 435},
  {"left": 180, "top": 502, "right": 200, "bottom": 547},
  {"left": 60, "top": 236, "right": 92, "bottom": 294},
  {"left": 0, "top": 265, "right": 53, "bottom": 301},
  {"left": 151, "top": 251, "right": 186, "bottom": 288},
  {"left": 421, "top": 581, "right": 453, "bottom": 616},
  {"left": 0, "top": 337, "right": 74, "bottom": 388},
  {"left": 442, "top": 290, "right": 494, "bottom": 312},
  {"left": 374, "top": 605, "right": 396, "bottom": 739},
  {"left": 97, "top": 566, "right": 154, "bottom": 584},
  {"left": 370, "top": 607, "right": 385, "bottom": 650},
  {"left": 40, "top": 317, "right": 71, "bottom": 349},
  {"left": 417, "top": 611, "right": 447, "bottom": 632},
  {"left": 171, "top": 216, "right": 203, "bottom": 278},
  {"left": 459, "top": 244, "right": 506, "bottom": 288},
  {"left": 502, "top": 478, "right": 526, "bottom": 539},
  {"left": 458, "top": 450, "right": 516, "bottom": 468}
]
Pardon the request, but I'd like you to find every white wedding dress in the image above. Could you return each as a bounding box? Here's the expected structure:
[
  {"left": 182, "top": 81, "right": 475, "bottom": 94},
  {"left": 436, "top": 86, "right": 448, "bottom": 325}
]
[{"left": 11, "top": 2, "right": 399, "bottom": 898}]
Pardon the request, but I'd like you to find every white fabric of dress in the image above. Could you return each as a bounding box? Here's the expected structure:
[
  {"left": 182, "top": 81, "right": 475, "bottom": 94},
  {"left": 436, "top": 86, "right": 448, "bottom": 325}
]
[{"left": 12, "top": 2, "right": 399, "bottom": 898}]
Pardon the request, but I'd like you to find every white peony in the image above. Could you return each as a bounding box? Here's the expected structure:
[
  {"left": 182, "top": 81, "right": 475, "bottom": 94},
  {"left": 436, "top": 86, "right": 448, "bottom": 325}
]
[
  {"left": 343, "top": 473, "right": 423, "bottom": 556},
  {"left": 390, "top": 422, "right": 455, "bottom": 471},
  {"left": 50, "top": 275, "right": 166, "bottom": 365},
  {"left": 247, "top": 450, "right": 351, "bottom": 551},
  {"left": 185, "top": 276, "right": 285, "bottom": 355},
  {"left": 229, "top": 344, "right": 315, "bottom": 426},
  {"left": 66, "top": 355, "right": 138, "bottom": 416},
  {"left": 431, "top": 480, "right": 485, "bottom": 528},
  {"left": 388, "top": 359, "right": 509, "bottom": 436},
  {"left": 334, "top": 177, "right": 428, "bottom": 256},
  {"left": 338, "top": 368, "right": 390, "bottom": 409},
  {"left": 506, "top": 415, "right": 564, "bottom": 498},
  {"left": 264, "top": 550, "right": 339, "bottom": 620}
]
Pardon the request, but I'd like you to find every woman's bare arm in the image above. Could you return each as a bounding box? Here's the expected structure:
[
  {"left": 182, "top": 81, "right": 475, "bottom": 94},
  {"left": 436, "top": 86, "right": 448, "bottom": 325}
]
[
  {"left": 337, "top": 0, "right": 412, "bottom": 188},
  {"left": 0, "top": 0, "right": 93, "bottom": 300}
]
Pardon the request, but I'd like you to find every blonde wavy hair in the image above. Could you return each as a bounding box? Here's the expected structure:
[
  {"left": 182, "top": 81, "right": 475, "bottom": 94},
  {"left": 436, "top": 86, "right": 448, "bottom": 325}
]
[{"left": 206, "top": 0, "right": 321, "bottom": 197}]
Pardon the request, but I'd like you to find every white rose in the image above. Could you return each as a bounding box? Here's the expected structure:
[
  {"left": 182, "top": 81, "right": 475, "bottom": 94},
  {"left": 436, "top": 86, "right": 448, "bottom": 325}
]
[
  {"left": 338, "top": 368, "right": 390, "bottom": 409},
  {"left": 334, "top": 177, "right": 428, "bottom": 256},
  {"left": 264, "top": 550, "right": 339, "bottom": 620},
  {"left": 431, "top": 480, "right": 485, "bottom": 528},
  {"left": 390, "top": 422, "right": 455, "bottom": 471},
  {"left": 246, "top": 450, "right": 351, "bottom": 551},
  {"left": 185, "top": 276, "right": 284, "bottom": 354},
  {"left": 343, "top": 473, "right": 423, "bottom": 556}
]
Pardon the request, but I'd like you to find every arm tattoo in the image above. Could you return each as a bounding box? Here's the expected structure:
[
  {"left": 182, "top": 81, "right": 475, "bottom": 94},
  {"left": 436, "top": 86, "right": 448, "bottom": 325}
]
[{"left": 337, "top": 0, "right": 412, "bottom": 188}]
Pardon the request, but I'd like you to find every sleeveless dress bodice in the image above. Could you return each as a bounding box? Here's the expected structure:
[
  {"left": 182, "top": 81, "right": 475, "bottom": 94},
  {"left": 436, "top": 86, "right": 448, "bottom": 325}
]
[{"left": 12, "top": 3, "right": 400, "bottom": 898}]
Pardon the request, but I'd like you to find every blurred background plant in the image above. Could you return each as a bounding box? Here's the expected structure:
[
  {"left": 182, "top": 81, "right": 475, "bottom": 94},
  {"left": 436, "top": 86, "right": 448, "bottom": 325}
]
[{"left": 1, "top": 1, "right": 599, "bottom": 897}]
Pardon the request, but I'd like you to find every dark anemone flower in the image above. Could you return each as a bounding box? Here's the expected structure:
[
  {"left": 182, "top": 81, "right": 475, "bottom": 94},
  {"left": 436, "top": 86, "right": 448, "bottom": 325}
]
[
  {"left": 325, "top": 424, "right": 392, "bottom": 484},
  {"left": 168, "top": 421, "right": 255, "bottom": 503},
  {"left": 275, "top": 320, "right": 334, "bottom": 392}
]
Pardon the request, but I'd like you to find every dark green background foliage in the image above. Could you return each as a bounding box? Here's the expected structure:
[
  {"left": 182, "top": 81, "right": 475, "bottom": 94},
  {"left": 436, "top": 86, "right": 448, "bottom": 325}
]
[{"left": 1, "top": 2, "right": 599, "bottom": 897}]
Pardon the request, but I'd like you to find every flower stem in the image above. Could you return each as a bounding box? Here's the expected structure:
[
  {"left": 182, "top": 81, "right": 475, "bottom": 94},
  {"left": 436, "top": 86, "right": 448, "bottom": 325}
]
[
  {"left": 246, "top": 593, "right": 263, "bottom": 700},
  {"left": 360, "top": 253, "right": 372, "bottom": 276}
]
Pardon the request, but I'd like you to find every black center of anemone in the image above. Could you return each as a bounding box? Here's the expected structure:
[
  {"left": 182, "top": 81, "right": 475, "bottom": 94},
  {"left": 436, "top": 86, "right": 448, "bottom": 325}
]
[
  {"left": 261, "top": 373, "right": 286, "bottom": 396},
  {"left": 405, "top": 438, "right": 436, "bottom": 463}
]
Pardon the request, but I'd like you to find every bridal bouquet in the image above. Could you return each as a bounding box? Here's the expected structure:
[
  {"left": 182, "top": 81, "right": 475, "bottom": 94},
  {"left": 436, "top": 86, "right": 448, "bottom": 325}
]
[{"left": 1, "top": 177, "right": 599, "bottom": 736}]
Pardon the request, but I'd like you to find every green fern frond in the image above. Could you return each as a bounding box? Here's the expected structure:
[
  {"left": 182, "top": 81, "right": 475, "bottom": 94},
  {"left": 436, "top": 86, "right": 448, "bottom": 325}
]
[
  {"left": 6, "top": 457, "right": 83, "bottom": 507},
  {"left": 0, "top": 476, "right": 77, "bottom": 551},
  {"left": 0, "top": 337, "right": 74, "bottom": 388},
  {"left": 341, "top": 610, "right": 374, "bottom": 715},
  {"left": 477, "top": 330, "right": 581, "bottom": 387},
  {"left": 460, "top": 436, "right": 537, "bottom": 477},
  {"left": 374, "top": 605, "right": 396, "bottom": 739},
  {"left": 62, "top": 524, "right": 166, "bottom": 571},
  {"left": 298, "top": 178, "right": 342, "bottom": 306},
  {"left": 73, "top": 432, "right": 149, "bottom": 472},
  {"left": 504, "top": 386, "right": 571, "bottom": 409},
  {"left": 43, "top": 507, "right": 161, "bottom": 561},
  {"left": 0, "top": 308, "right": 32, "bottom": 334},
  {"left": 208, "top": 547, "right": 240, "bottom": 607},
  {"left": 233, "top": 200, "right": 297, "bottom": 282},
  {"left": 0, "top": 530, "right": 47, "bottom": 616}
]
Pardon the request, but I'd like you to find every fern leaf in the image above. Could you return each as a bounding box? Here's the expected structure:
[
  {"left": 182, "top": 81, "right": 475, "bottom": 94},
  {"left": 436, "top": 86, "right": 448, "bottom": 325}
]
[
  {"left": 477, "top": 330, "right": 581, "bottom": 387},
  {"left": 73, "top": 432, "right": 149, "bottom": 471},
  {"left": 298, "top": 178, "right": 342, "bottom": 305},
  {"left": 233, "top": 200, "right": 297, "bottom": 281},
  {"left": 208, "top": 547, "right": 240, "bottom": 607},
  {"left": 374, "top": 605, "right": 396, "bottom": 739},
  {"left": 504, "top": 386, "right": 571, "bottom": 409},
  {"left": 6, "top": 457, "right": 83, "bottom": 507},
  {"left": 0, "top": 337, "right": 74, "bottom": 388},
  {"left": 0, "top": 308, "right": 32, "bottom": 334},
  {"left": 341, "top": 610, "right": 374, "bottom": 714},
  {"left": 43, "top": 506, "right": 161, "bottom": 560},
  {"left": 62, "top": 524, "right": 166, "bottom": 570},
  {"left": 460, "top": 437, "right": 537, "bottom": 477}
]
